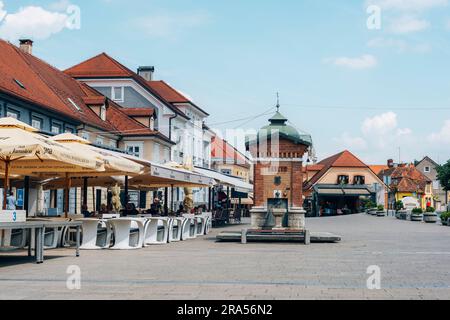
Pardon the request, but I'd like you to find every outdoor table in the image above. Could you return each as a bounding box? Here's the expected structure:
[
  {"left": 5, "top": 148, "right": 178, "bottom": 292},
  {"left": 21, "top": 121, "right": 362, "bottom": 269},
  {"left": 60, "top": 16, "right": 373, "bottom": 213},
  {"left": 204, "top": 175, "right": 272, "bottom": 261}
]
[
  {"left": 109, "top": 218, "right": 145, "bottom": 250},
  {"left": 0, "top": 220, "right": 82, "bottom": 264}
]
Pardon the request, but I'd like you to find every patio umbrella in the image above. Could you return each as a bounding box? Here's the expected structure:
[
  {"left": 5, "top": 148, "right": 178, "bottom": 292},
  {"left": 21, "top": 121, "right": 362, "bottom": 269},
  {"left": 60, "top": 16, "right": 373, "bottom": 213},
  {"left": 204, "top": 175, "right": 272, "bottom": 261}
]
[
  {"left": 50, "top": 133, "right": 144, "bottom": 177},
  {"left": 0, "top": 118, "right": 104, "bottom": 210}
]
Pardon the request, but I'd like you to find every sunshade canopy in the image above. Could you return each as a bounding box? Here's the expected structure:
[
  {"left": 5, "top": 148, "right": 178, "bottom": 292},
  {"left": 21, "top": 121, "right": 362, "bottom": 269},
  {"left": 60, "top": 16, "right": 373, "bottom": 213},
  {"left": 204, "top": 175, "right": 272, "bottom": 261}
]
[
  {"left": 0, "top": 118, "right": 104, "bottom": 174},
  {"left": 193, "top": 167, "right": 253, "bottom": 193},
  {"left": 50, "top": 133, "right": 143, "bottom": 177},
  {"left": 42, "top": 176, "right": 125, "bottom": 190}
]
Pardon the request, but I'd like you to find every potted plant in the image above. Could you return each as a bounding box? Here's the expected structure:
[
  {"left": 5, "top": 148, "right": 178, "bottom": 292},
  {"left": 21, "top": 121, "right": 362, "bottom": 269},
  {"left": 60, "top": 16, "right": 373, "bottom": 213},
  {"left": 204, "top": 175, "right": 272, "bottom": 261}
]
[
  {"left": 410, "top": 208, "right": 423, "bottom": 222},
  {"left": 365, "top": 201, "right": 376, "bottom": 214},
  {"left": 376, "top": 205, "right": 386, "bottom": 217},
  {"left": 423, "top": 207, "right": 438, "bottom": 223},
  {"left": 395, "top": 200, "right": 404, "bottom": 219},
  {"left": 440, "top": 212, "right": 450, "bottom": 226}
]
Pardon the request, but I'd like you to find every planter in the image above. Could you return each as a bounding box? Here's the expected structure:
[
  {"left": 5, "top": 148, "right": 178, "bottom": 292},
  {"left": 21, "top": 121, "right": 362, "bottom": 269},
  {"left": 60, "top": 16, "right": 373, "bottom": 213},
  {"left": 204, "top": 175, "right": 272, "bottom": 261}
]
[
  {"left": 423, "top": 212, "right": 438, "bottom": 223},
  {"left": 397, "top": 210, "right": 407, "bottom": 220},
  {"left": 368, "top": 209, "right": 378, "bottom": 216},
  {"left": 441, "top": 219, "right": 449, "bottom": 226},
  {"left": 376, "top": 210, "right": 386, "bottom": 217},
  {"left": 410, "top": 214, "right": 423, "bottom": 222}
]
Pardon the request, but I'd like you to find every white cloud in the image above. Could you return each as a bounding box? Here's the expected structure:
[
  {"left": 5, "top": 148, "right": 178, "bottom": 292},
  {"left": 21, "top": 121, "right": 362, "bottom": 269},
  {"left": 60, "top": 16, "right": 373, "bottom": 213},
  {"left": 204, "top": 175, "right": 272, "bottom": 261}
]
[
  {"left": 367, "top": 0, "right": 448, "bottom": 12},
  {"left": 136, "top": 11, "right": 210, "bottom": 38},
  {"left": 0, "top": 4, "right": 69, "bottom": 41},
  {"left": 362, "top": 112, "right": 398, "bottom": 135},
  {"left": 326, "top": 54, "right": 377, "bottom": 70},
  {"left": 397, "top": 128, "right": 412, "bottom": 136},
  {"left": 389, "top": 15, "right": 430, "bottom": 34},
  {"left": 428, "top": 120, "right": 450, "bottom": 144},
  {"left": 48, "top": 0, "right": 71, "bottom": 12}
]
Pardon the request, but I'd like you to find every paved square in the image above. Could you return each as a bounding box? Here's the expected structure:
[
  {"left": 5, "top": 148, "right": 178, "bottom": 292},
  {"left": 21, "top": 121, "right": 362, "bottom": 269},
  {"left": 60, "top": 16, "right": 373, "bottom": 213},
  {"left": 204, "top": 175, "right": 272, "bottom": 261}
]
[{"left": 1, "top": 214, "right": 450, "bottom": 300}]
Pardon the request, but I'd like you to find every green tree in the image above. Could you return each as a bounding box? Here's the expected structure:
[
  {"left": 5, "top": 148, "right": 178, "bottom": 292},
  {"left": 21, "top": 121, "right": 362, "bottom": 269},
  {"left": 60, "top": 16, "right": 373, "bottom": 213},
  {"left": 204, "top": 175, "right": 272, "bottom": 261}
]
[{"left": 437, "top": 161, "right": 450, "bottom": 192}]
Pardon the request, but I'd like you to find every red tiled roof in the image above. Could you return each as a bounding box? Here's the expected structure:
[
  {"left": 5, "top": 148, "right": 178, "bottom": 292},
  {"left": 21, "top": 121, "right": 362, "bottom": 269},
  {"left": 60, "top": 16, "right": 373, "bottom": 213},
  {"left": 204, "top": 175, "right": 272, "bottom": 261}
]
[
  {"left": 147, "top": 81, "right": 190, "bottom": 103},
  {"left": 211, "top": 136, "right": 248, "bottom": 165},
  {"left": 105, "top": 102, "right": 172, "bottom": 143},
  {"left": 65, "top": 53, "right": 190, "bottom": 120},
  {"left": 304, "top": 150, "right": 371, "bottom": 190},
  {"left": 0, "top": 40, "right": 114, "bottom": 131},
  {"left": 64, "top": 53, "right": 134, "bottom": 78},
  {"left": 379, "top": 165, "right": 431, "bottom": 193},
  {"left": 121, "top": 108, "right": 155, "bottom": 117},
  {"left": 369, "top": 165, "right": 389, "bottom": 175}
]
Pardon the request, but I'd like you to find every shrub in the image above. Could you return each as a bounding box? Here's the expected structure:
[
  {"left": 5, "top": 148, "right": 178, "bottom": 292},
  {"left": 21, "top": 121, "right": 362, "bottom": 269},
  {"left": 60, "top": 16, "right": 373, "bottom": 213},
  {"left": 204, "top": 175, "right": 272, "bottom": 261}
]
[
  {"left": 365, "top": 200, "right": 376, "bottom": 209},
  {"left": 440, "top": 212, "right": 450, "bottom": 221},
  {"left": 395, "top": 200, "right": 404, "bottom": 211},
  {"left": 411, "top": 208, "right": 423, "bottom": 215},
  {"left": 425, "top": 207, "right": 435, "bottom": 213},
  {"left": 377, "top": 205, "right": 384, "bottom": 211}
]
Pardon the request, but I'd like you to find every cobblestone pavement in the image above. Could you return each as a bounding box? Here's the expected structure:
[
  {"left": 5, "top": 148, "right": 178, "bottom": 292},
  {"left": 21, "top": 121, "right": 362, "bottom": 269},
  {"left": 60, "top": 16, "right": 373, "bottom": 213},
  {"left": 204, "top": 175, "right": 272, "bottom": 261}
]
[{"left": 1, "top": 214, "right": 450, "bottom": 300}]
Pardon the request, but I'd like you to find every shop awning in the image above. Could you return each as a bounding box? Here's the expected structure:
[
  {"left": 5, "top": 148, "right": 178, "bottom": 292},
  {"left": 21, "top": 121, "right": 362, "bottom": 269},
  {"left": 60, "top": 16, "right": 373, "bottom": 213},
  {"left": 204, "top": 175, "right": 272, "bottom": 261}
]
[
  {"left": 317, "top": 188, "right": 344, "bottom": 195},
  {"left": 343, "top": 188, "right": 371, "bottom": 195},
  {"left": 193, "top": 167, "right": 253, "bottom": 193}
]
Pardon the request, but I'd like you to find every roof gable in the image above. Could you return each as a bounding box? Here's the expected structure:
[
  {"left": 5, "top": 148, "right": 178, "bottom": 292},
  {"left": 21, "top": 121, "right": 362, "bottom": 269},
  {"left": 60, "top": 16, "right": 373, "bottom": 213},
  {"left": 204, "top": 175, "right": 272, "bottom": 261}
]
[{"left": 64, "top": 53, "right": 133, "bottom": 78}]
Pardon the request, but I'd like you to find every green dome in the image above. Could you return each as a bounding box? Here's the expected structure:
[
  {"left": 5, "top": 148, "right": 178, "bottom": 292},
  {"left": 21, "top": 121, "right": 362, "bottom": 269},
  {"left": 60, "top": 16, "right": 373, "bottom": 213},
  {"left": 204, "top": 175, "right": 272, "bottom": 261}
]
[{"left": 245, "top": 111, "right": 313, "bottom": 147}]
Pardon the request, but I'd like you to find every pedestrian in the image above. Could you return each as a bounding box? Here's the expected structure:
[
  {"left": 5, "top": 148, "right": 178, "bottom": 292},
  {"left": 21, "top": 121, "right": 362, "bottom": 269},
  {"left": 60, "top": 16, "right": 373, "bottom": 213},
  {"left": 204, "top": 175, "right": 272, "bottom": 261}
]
[{"left": 6, "top": 191, "right": 16, "bottom": 210}]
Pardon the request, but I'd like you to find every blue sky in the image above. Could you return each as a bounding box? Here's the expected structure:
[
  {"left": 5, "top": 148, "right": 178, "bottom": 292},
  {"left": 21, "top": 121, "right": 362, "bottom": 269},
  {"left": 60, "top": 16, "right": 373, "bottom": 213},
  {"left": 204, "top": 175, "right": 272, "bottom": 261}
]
[{"left": 1, "top": 0, "right": 450, "bottom": 164}]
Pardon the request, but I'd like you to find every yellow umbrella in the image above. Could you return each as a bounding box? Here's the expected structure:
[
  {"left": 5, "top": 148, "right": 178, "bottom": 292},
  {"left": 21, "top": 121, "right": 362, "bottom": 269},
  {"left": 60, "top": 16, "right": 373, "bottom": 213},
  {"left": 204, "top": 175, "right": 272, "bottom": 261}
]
[
  {"left": 0, "top": 118, "right": 104, "bottom": 209},
  {"left": 50, "top": 133, "right": 144, "bottom": 176}
]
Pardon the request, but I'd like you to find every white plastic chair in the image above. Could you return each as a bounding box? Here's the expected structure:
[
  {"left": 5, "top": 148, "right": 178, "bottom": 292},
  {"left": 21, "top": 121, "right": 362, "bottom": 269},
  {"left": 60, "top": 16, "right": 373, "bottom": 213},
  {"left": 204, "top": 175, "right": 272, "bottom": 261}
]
[
  {"left": 168, "top": 217, "right": 184, "bottom": 242},
  {"left": 203, "top": 212, "right": 212, "bottom": 235},
  {"left": 195, "top": 215, "right": 207, "bottom": 236},
  {"left": 143, "top": 217, "right": 170, "bottom": 246},
  {"left": 78, "top": 219, "right": 112, "bottom": 250},
  {"left": 0, "top": 229, "right": 27, "bottom": 250},
  {"left": 109, "top": 218, "right": 145, "bottom": 250},
  {"left": 181, "top": 214, "right": 198, "bottom": 240}
]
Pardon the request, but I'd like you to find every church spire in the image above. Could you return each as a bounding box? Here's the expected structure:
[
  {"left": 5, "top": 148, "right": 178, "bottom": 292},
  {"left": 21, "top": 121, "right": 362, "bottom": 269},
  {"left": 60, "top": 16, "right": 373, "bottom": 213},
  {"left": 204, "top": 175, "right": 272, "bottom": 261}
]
[{"left": 276, "top": 92, "right": 280, "bottom": 112}]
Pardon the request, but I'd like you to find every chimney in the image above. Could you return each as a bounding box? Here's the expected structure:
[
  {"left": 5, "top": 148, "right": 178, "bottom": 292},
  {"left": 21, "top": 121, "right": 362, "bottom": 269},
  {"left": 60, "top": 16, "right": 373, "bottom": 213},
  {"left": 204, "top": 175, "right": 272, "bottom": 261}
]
[
  {"left": 387, "top": 159, "right": 394, "bottom": 168},
  {"left": 19, "top": 39, "right": 33, "bottom": 55},
  {"left": 137, "top": 66, "right": 155, "bottom": 81}
]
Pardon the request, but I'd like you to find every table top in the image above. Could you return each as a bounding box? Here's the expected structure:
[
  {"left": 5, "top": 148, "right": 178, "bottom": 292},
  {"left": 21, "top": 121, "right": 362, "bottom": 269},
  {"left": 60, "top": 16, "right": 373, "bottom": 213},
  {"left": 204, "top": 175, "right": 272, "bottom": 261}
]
[{"left": 0, "top": 220, "right": 82, "bottom": 229}]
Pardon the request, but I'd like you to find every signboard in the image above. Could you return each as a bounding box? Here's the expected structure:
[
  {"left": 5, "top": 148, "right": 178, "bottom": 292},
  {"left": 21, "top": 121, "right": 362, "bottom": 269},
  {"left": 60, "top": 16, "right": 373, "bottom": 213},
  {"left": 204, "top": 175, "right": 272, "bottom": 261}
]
[
  {"left": 16, "top": 189, "right": 24, "bottom": 208},
  {"left": 0, "top": 210, "right": 26, "bottom": 223}
]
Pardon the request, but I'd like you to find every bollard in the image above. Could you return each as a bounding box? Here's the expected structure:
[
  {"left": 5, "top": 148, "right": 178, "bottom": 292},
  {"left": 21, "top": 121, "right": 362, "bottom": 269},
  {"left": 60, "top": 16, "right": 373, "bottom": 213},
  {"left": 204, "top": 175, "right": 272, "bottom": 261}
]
[
  {"left": 241, "top": 229, "right": 248, "bottom": 244},
  {"left": 304, "top": 230, "right": 310, "bottom": 245}
]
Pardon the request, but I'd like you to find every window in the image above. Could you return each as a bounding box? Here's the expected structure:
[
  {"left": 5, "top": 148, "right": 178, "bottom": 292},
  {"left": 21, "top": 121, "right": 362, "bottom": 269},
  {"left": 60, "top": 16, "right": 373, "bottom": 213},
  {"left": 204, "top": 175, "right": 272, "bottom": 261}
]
[
  {"left": 126, "top": 143, "right": 143, "bottom": 158},
  {"left": 353, "top": 175, "right": 365, "bottom": 185},
  {"left": 13, "top": 79, "right": 26, "bottom": 89},
  {"left": 152, "top": 144, "right": 160, "bottom": 163},
  {"left": 65, "top": 127, "right": 74, "bottom": 133},
  {"left": 67, "top": 98, "right": 81, "bottom": 111},
  {"left": 31, "top": 117, "right": 42, "bottom": 130},
  {"left": 81, "top": 132, "right": 90, "bottom": 141},
  {"left": 6, "top": 110, "right": 19, "bottom": 119},
  {"left": 337, "top": 175, "right": 349, "bottom": 185},
  {"left": 112, "top": 87, "right": 124, "bottom": 102},
  {"left": 221, "top": 169, "right": 232, "bottom": 175},
  {"left": 100, "top": 105, "right": 106, "bottom": 121},
  {"left": 51, "top": 123, "right": 61, "bottom": 134},
  {"left": 150, "top": 117, "right": 155, "bottom": 130},
  {"left": 110, "top": 140, "right": 117, "bottom": 148},
  {"left": 424, "top": 166, "right": 431, "bottom": 173},
  {"left": 96, "top": 136, "right": 104, "bottom": 145}
]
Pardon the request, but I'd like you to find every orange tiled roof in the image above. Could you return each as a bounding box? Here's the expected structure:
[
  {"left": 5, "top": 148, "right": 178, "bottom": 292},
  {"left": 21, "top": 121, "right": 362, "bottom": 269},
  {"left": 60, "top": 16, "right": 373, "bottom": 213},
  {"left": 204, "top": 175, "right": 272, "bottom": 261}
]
[
  {"left": 65, "top": 53, "right": 189, "bottom": 120},
  {"left": 369, "top": 165, "right": 389, "bottom": 175},
  {"left": 0, "top": 40, "right": 114, "bottom": 131},
  {"left": 304, "top": 150, "right": 371, "bottom": 189},
  {"left": 121, "top": 108, "right": 155, "bottom": 117},
  {"left": 147, "top": 81, "right": 190, "bottom": 103}
]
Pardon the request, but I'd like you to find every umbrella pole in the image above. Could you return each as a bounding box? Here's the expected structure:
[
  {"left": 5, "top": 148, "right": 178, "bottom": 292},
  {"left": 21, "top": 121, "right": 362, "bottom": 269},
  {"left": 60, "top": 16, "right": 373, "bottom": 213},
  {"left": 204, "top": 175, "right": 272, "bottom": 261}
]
[
  {"left": 64, "top": 173, "right": 71, "bottom": 218},
  {"left": 3, "top": 159, "right": 10, "bottom": 210}
]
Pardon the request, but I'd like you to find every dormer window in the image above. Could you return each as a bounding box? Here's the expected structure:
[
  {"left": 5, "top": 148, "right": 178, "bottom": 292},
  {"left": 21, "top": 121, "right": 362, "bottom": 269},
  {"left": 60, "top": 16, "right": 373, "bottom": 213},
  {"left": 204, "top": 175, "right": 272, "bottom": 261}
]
[
  {"left": 354, "top": 175, "right": 365, "bottom": 185},
  {"left": 100, "top": 105, "right": 106, "bottom": 121},
  {"left": 112, "top": 87, "right": 124, "bottom": 102},
  {"left": 14, "top": 79, "right": 26, "bottom": 89},
  {"left": 424, "top": 166, "right": 430, "bottom": 173},
  {"left": 337, "top": 175, "right": 349, "bottom": 185}
]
